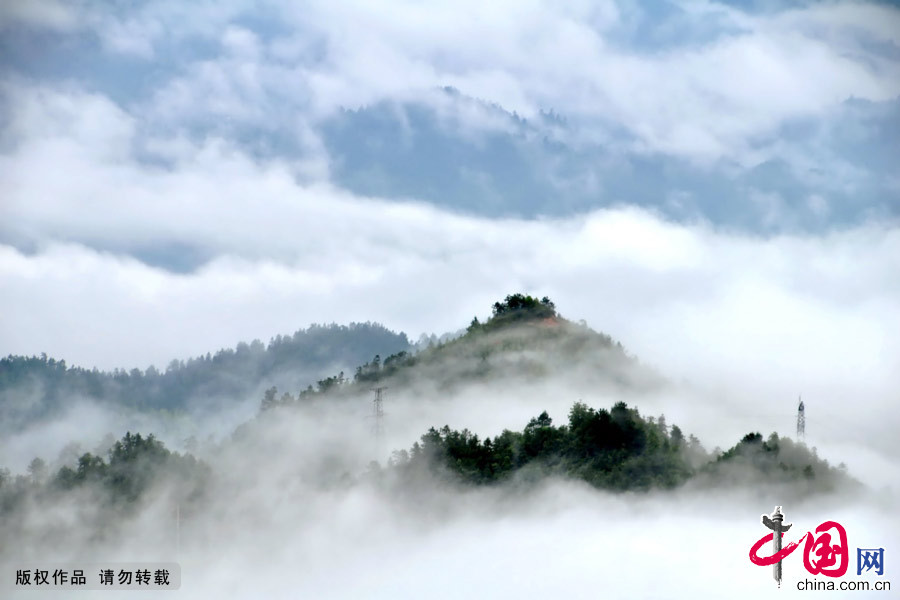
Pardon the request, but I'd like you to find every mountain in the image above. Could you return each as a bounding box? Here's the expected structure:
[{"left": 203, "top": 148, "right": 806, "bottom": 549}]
[
  {"left": 0, "top": 294, "right": 860, "bottom": 544},
  {"left": 0, "top": 322, "right": 412, "bottom": 431},
  {"left": 250, "top": 295, "right": 855, "bottom": 498},
  {"left": 321, "top": 89, "right": 895, "bottom": 231},
  {"left": 258, "top": 294, "right": 661, "bottom": 411},
  {"left": 384, "top": 405, "right": 856, "bottom": 498}
]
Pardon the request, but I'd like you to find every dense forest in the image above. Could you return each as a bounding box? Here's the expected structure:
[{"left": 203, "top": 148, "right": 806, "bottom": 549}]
[
  {"left": 0, "top": 294, "right": 858, "bottom": 550},
  {"left": 0, "top": 403, "right": 852, "bottom": 539},
  {"left": 253, "top": 294, "right": 855, "bottom": 495},
  {"left": 0, "top": 322, "right": 411, "bottom": 429},
  {"left": 388, "top": 401, "right": 698, "bottom": 490},
  {"left": 385, "top": 404, "right": 851, "bottom": 495},
  {"left": 0, "top": 431, "right": 210, "bottom": 550}
]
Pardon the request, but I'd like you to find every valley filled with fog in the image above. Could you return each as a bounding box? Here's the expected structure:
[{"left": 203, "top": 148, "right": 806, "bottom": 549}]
[
  {"left": 3, "top": 0, "right": 899, "bottom": 597},
  {"left": 2, "top": 298, "right": 898, "bottom": 599}
]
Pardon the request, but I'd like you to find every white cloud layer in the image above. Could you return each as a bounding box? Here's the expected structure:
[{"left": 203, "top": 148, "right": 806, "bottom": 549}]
[
  {"left": 4, "top": 0, "right": 899, "bottom": 165},
  {"left": 2, "top": 81, "right": 898, "bottom": 483},
  {"left": 1, "top": 5, "right": 898, "bottom": 589}
]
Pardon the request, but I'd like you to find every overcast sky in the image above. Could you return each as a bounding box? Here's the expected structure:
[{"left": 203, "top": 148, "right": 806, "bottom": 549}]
[
  {"left": 1, "top": 6, "right": 899, "bottom": 597},
  {"left": 1, "top": 0, "right": 897, "bottom": 421}
]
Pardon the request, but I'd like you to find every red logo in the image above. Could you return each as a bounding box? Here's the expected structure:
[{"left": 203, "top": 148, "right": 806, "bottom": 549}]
[{"left": 750, "top": 506, "right": 849, "bottom": 586}]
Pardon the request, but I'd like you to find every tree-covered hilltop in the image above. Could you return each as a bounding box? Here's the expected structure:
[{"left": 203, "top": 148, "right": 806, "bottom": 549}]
[
  {"left": 388, "top": 402, "right": 856, "bottom": 495},
  {"left": 390, "top": 401, "right": 699, "bottom": 490},
  {"left": 259, "top": 294, "right": 660, "bottom": 411},
  {"left": 696, "top": 432, "right": 851, "bottom": 494},
  {"left": 0, "top": 407, "right": 854, "bottom": 540},
  {"left": 481, "top": 293, "right": 559, "bottom": 330},
  {"left": 0, "top": 293, "right": 860, "bottom": 526},
  {"left": 51, "top": 432, "right": 209, "bottom": 505},
  {"left": 0, "top": 432, "right": 209, "bottom": 553},
  {"left": 0, "top": 322, "right": 411, "bottom": 426}
]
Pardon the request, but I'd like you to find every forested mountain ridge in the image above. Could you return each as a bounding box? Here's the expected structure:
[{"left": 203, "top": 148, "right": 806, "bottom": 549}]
[
  {"left": 0, "top": 322, "right": 411, "bottom": 429},
  {"left": 248, "top": 295, "right": 855, "bottom": 497},
  {"left": 385, "top": 403, "right": 855, "bottom": 497},
  {"left": 0, "top": 295, "right": 861, "bottom": 549},
  {"left": 258, "top": 294, "right": 662, "bottom": 411}
]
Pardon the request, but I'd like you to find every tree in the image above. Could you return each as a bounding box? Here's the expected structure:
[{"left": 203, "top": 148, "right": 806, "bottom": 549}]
[
  {"left": 27, "top": 458, "right": 47, "bottom": 485},
  {"left": 76, "top": 453, "right": 107, "bottom": 483},
  {"left": 260, "top": 386, "right": 278, "bottom": 412},
  {"left": 656, "top": 414, "right": 668, "bottom": 436},
  {"left": 490, "top": 294, "right": 557, "bottom": 320},
  {"left": 523, "top": 411, "right": 562, "bottom": 458},
  {"left": 670, "top": 425, "right": 684, "bottom": 448}
]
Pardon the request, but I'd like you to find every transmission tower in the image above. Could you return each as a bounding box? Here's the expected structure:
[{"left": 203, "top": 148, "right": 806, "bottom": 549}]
[
  {"left": 796, "top": 396, "right": 805, "bottom": 441},
  {"left": 372, "top": 386, "right": 388, "bottom": 442}
]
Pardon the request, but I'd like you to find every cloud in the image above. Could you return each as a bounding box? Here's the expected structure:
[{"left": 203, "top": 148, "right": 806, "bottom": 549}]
[
  {"left": 2, "top": 4, "right": 898, "bottom": 597},
  {"left": 2, "top": 84, "right": 898, "bottom": 484},
  {"left": 246, "top": 1, "right": 900, "bottom": 162},
  {"left": 2, "top": 378, "right": 897, "bottom": 599},
  {"left": 0, "top": 0, "right": 78, "bottom": 32},
  {"left": 0, "top": 80, "right": 894, "bottom": 448},
  {"left": 2, "top": 2, "right": 896, "bottom": 234},
  {"left": 6, "top": 1, "right": 897, "bottom": 162}
]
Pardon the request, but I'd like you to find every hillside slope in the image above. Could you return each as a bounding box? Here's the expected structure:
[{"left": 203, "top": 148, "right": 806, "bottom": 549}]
[
  {"left": 258, "top": 294, "right": 662, "bottom": 410},
  {"left": 0, "top": 322, "right": 411, "bottom": 430}
]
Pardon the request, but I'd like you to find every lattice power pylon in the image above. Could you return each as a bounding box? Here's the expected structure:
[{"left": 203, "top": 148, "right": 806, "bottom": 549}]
[{"left": 372, "top": 386, "right": 388, "bottom": 442}]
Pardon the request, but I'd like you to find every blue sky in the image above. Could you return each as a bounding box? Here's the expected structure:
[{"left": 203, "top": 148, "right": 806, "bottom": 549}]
[{"left": 0, "top": 0, "right": 897, "bottom": 440}]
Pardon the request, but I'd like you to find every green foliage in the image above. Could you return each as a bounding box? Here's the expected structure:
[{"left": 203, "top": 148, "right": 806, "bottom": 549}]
[
  {"left": 483, "top": 294, "right": 557, "bottom": 330},
  {"left": 467, "top": 316, "right": 481, "bottom": 333},
  {"left": 106, "top": 433, "right": 171, "bottom": 503},
  {"left": 393, "top": 402, "right": 853, "bottom": 495},
  {"left": 48, "top": 432, "right": 209, "bottom": 507},
  {"left": 262, "top": 349, "right": 417, "bottom": 410},
  {"left": 396, "top": 401, "right": 698, "bottom": 491},
  {"left": 255, "top": 294, "right": 644, "bottom": 414},
  {"left": 354, "top": 354, "right": 382, "bottom": 383},
  {"left": 260, "top": 386, "right": 280, "bottom": 411},
  {"left": 1, "top": 432, "right": 210, "bottom": 551},
  {"left": 491, "top": 294, "right": 556, "bottom": 317},
  {"left": 0, "top": 323, "right": 411, "bottom": 423},
  {"left": 704, "top": 431, "right": 847, "bottom": 491}
]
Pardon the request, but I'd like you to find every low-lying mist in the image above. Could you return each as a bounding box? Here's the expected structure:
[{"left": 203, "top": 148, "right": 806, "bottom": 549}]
[{"left": 2, "top": 341, "right": 896, "bottom": 598}]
